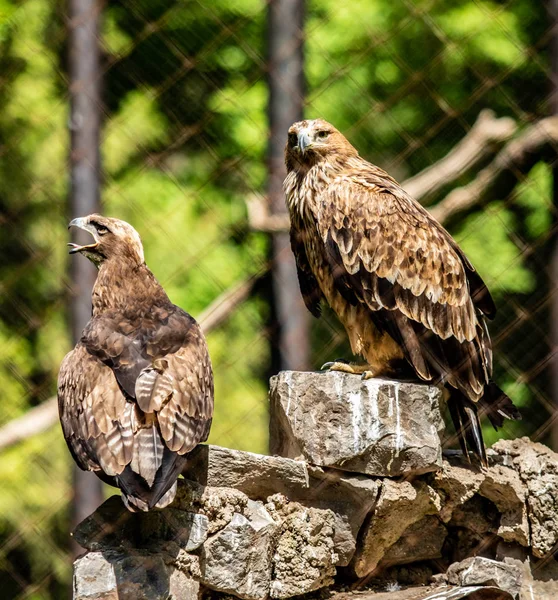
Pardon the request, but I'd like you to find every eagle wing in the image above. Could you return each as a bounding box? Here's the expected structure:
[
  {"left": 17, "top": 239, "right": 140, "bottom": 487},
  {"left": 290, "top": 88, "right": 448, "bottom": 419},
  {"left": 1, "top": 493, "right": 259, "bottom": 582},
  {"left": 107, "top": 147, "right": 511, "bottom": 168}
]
[
  {"left": 58, "top": 345, "right": 134, "bottom": 477},
  {"left": 290, "top": 217, "right": 324, "bottom": 317},
  {"left": 58, "top": 308, "right": 213, "bottom": 509},
  {"left": 316, "top": 173, "right": 495, "bottom": 400}
]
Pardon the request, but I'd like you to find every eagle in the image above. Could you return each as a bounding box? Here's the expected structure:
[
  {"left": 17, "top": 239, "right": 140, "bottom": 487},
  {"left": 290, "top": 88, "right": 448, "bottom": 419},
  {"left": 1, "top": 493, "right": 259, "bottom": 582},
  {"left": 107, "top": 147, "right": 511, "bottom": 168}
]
[
  {"left": 58, "top": 215, "right": 213, "bottom": 511},
  {"left": 284, "top": 118, "right": 520, "bottom": 465}
]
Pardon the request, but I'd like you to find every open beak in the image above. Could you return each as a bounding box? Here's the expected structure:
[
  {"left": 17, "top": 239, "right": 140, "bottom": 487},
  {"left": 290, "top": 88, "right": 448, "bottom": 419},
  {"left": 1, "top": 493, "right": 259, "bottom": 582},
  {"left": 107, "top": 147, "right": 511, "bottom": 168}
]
[
  {"left": 67, "top": 217, "right": 99, "bottom": 255},
  {"left": 298, "top": 131, "right": 312, "bottom": 153}
]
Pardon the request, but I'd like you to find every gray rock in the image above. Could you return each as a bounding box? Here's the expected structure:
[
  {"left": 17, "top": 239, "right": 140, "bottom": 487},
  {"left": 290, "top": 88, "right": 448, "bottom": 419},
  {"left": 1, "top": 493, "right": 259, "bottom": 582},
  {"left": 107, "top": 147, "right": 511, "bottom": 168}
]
[
  {"left": 479, "top": 465, "right": 529, "bottom": 547},
  {"left": 199, "top": 508, "right": 278, "bottom": 600},
  {"left": 382, "top": 516, "right": 447, "bottom": 566},
  {"left": 323, "top": 585, "right": 514, "bottom": 599},
  {"left": 301, "top": 466, "right": 379, "bottom": 566},
  {"left": 270, "top": 504, "right": 338, "bottom": 598},
  {"left": 493, "top": 438, "right": 558, "bottom": 558},
  {"left": 73, "top": 551, "right": 199, "bottom": 600},
  {"left": 73, "top": 552, "right": 117, "bottom": 600},
  {"left": 73, "top": 495, "right": 208, "bottom": 553},
  {"left": 446, "top": 557, "right": 522, "bottom": 599},
  {"left": 430, "top": 458, "right": 485, "bottom": 523},
  {"left": 351, "top": 479, "right": 441, "bottom": 577},
  {"left": 269, "top": 371, "right": 444, "bottom": 477},
  {"left": 183, "top": 444, "right": 309, "bottom": 498},
  {"left": 174, "top": 479, "right": 249, "bottom": 535},
  {"left": 182, "top": 446, "right": 378, "bottom": 567}
]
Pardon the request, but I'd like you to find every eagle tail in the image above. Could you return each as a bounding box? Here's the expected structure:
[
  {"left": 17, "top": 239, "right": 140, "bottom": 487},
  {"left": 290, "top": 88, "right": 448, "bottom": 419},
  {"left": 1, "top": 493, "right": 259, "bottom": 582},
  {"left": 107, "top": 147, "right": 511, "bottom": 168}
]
[
  {"left": 479, "top": 382, "right": 522, "bottom": 430},
  {"left": 117, "top": 447, "right": 188, "bottom": 512},
  {"left": 121, "top": 480, "right": 178, "bottom": 512},
  {"left": 447, "top": 384, "right": 521, "bottom": 468},
  {"left": 447, "top": 392, "right": 488, "bottom": 468}
]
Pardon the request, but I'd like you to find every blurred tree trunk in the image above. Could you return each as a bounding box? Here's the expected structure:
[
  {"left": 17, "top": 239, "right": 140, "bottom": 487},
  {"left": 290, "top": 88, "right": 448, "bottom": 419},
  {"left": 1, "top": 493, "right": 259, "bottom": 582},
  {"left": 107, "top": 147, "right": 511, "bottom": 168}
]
[
  {"left": 267, "top": 0, "right": 310, "bottom": 374},
  {"left": 67, "top": 0, "right": 104, "bottom": 553}
]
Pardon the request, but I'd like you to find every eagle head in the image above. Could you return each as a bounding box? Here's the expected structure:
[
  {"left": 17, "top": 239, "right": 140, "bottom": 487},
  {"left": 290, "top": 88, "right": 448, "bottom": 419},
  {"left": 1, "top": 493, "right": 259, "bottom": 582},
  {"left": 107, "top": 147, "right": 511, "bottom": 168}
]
[
  {"left": 285, "top": 118, "right": 358, "bottom": 171},
  {"left": 68, "top": 214, "right": 145, "bottom": 266}
]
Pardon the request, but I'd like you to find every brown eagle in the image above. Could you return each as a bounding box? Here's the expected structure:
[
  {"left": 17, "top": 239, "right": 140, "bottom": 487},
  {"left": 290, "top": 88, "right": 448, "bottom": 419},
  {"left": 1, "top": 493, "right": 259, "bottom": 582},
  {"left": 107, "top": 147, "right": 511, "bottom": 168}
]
[
  {"left": 284, "top": 118, "right": 520, "bottom": 465},
  {"left": 58, "top": 215, "right": 213, "bottom": 511}
]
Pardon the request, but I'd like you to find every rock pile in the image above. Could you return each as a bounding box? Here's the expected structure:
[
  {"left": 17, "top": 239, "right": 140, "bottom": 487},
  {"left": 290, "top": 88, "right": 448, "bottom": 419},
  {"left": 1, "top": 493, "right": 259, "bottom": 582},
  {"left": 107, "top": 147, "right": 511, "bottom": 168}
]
[{"left": 73, "top": 371, "right": 558, "bottom": 600}]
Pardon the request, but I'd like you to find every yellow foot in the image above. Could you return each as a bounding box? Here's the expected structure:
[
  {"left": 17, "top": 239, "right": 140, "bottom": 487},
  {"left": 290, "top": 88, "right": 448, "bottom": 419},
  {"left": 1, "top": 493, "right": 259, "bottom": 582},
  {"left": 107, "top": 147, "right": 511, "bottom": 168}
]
[{"left": 321, "top": 360, "right": 376, "bottom": 380}]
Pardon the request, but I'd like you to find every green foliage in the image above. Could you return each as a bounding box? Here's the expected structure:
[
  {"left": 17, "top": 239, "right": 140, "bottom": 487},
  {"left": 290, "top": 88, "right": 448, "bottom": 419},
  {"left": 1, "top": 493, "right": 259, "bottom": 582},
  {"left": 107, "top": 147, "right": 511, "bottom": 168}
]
[{"left": 0, "top": 0, "right": 552, "bottom": 596}]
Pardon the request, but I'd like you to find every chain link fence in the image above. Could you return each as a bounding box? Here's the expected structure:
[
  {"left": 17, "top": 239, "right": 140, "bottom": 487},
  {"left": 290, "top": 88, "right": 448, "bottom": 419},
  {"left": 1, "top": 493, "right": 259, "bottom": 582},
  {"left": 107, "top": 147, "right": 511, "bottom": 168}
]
[{"left": 0, "top": 0, "right": 556, "bottom": 597}]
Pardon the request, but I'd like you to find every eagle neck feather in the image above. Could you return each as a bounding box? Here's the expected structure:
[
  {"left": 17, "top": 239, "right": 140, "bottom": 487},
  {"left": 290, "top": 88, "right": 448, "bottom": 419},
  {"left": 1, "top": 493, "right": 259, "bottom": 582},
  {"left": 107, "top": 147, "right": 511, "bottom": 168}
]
[
  {"left": 92, "top": 259, "right": 169, "bottom": 316},
  {"left": 285, "top": 156, "right": 349, "bottom": 219}
]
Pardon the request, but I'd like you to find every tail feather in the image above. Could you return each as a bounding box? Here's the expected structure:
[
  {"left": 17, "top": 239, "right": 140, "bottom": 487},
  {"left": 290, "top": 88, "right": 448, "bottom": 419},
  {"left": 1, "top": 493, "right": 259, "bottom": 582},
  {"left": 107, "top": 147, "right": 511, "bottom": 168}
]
[
  {"left": 116, "top": 446, "right": 188, "bottom": 512},
  {"left": 447, "top": 382, "right": 521, "bottom": 467},
  {"left": 479, "top": 382, "right": 522, "bottom": 430},
  {"left": 447, "top": 393, "right": 487, "bottom": 467}
]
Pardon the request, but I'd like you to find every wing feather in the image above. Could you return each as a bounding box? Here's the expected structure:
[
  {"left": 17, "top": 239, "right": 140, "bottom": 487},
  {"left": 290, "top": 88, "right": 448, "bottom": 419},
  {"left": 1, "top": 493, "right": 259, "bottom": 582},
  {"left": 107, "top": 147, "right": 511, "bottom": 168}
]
[
  {"left": 290, "top": 219, "right": 324, "bottom": 317},
  {"left": 315, "top": 175, "right": 494, "bottom": 399},
  {"left": 58, "top": 345, "right": 131, "bottom": 476}
]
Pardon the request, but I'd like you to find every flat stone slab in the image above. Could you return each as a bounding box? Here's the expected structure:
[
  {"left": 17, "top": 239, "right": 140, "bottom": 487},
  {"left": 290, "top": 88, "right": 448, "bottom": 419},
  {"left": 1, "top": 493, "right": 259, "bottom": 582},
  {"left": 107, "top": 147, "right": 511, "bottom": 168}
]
[
  {"left": 183, "top": 444, "right": 309, "bottom": 497},
  {"left": 270, "top": 371, "right": 444, "bottom": 477}
]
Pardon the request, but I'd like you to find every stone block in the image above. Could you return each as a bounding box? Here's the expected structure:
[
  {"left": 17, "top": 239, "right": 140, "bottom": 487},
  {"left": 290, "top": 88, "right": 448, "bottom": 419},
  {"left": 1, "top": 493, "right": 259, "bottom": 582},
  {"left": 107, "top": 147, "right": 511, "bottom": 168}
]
[
  {"left": 270, "top": 371, "right": 444, "bottom": 477},
  {"left": 183, "top": 444, "right": 309, "bottom": 498},
  {"left": 446, "top": 557, "right": 522, "bottom": 599},
  {"left": 199, "top": 505, "right": 278, "bottom": 600},
  {"left": 73, "top": 551, "right": 199, "bottom": 600},
  {"left": 493, "top": 437, "right": 558, "bottom": 558},
  {"left": 351, "top": 479, "right": 441, "bottom": 577},
  {"left": 73, "top": 495, "right": 208, "bottom": 553},
  {"left": 269, "top": 504, "right": 337, "bottom": 598}
]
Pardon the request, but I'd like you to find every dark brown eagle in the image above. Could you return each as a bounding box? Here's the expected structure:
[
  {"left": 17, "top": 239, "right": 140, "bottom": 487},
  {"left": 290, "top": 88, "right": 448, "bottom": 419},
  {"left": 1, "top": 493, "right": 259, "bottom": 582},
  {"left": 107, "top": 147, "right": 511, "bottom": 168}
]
[
  {"left": 284, "top": 118, "right": 520, "bottom": 465},
  {"left": 58, "top": 215, "right": 213, "bottom": 511}
]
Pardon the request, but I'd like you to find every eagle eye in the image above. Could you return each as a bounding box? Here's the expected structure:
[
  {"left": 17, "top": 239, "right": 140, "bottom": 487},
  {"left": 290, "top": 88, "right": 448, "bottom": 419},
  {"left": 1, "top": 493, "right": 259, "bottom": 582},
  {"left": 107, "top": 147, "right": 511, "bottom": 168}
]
[
  {"left": 94, "top": 223, "right": 109, "bottom": 236},
  {"left": 288, "top": 132, "right": 298, "bottom": 147},
  {"left": 316, "top": 130, "right": 329, "bottom": 139}
]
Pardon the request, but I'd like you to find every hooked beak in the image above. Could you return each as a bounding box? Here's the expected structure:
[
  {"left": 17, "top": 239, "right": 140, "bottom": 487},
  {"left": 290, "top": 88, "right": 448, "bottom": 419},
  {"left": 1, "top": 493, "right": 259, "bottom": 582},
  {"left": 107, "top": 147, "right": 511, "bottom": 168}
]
[
  {"left": 67, "top": 217, "right": 99, "bottom": 255},
  {"left": 298, "top": 132, "right": 312, "bottom": 153}
]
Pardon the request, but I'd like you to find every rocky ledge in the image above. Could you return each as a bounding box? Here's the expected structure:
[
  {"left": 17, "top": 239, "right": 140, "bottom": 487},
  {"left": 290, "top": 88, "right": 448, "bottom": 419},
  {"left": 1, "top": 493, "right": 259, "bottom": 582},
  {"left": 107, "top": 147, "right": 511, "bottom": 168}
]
[{"left": 72, "top": 372, "right": 558, "bottom": 600}]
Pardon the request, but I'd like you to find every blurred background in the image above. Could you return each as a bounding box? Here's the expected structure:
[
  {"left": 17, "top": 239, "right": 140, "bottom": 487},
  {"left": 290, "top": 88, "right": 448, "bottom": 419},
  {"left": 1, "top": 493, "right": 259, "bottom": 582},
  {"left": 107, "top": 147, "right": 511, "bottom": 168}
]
[{"left": 0, "top": 0, "right": 556, "bottom": 597}]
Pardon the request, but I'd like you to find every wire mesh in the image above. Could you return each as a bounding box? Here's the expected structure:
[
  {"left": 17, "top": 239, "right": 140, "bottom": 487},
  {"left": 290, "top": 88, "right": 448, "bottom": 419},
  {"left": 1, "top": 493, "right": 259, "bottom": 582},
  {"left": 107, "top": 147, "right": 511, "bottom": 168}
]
[{"left": 0, "top": 0, "right": 555, "bottom": 597}]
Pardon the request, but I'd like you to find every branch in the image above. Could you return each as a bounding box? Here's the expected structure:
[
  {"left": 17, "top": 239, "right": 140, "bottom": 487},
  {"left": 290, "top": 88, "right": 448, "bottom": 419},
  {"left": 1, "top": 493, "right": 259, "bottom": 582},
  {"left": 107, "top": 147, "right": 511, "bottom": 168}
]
[
  {"left": 403, "top": 109, "right": 517, "bottom": 199},
  {"left": 247, "top": 110, "right": 517, "bottom": 232},
  {"left": 0, "top": 398, "right": 59, "bottom": 452},
  {"left": 431, "top": 116, "right": 558, "bottom": 224},
  {"left": 0, "top": 273, "right": 262, "bottom": 452}
]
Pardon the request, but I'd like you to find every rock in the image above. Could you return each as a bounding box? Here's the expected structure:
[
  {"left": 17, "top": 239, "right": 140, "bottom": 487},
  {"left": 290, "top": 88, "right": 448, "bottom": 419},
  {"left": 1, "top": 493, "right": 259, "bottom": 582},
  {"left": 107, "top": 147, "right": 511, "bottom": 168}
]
[
  {"left": 199, "top": 506, "right": 278, "bottom": 600},
  {"left": 73, "top": 550, "right": 199, "bottom": 600},
  {"left": 430, "top": 459, "right": 484, "bottom": 523},
  {"left": 351, "top": 479, "right": 441, "bottom": 577},
  {"left": 326, "top": 585, "right": 514, "bottom": 599},
  {"left": 446, "top": 557, "right": 522, "bottom": 599},
  {"left": 266, "top": 465, "right": 379, "bottom": 566},
  {"left": 270, "top": 504, "right": 337, "bottom": 598},
  {"left": 184, "top": 444, "right": 309, "bottom": 498},
  {"left": 174, "top": 479, "right": 249, "bottom": 535},
  {"left": 270, "top": 371, "right": 444, "bottom": 477},
  {"left": 382, "top": 516, "right": 447, "bottom": 565},
  {"left": 184, "top": 445, "right": 378, "bottom": 567},
  {"left": 73, "top": 495, "right": 208, "bottom": 552},
  {"left": 493, "top": 438, "right": 558, "bottom": 557},
  {"left": 74, "top": 552, "right": 117, "bottom": 600},
  {"left": 479, "top": 465, "right": 529, "bottom": 547}
]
